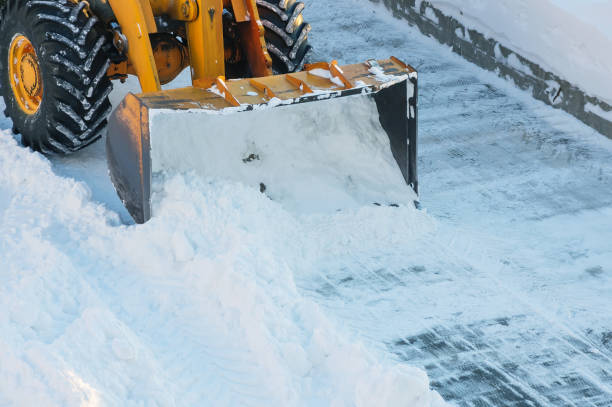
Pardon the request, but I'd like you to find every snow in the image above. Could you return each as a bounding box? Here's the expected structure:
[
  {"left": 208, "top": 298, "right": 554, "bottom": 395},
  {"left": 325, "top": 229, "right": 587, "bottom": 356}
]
[
  {"left": 586, "top": 102, "right": 612, "bottom": 122},
  {"left": 0, "top": 133, "right": 444, "bottom": 406},
  {"left": 2, "top": 0, "right": 612, "bottom": 405},
  {"left": 423, "top": 6, "right": 438, "bottom": 24},
  {"left": 149, "top": 93, "right": 415, "bottom": 215},
  {"left": 307, "top": 68, "right": 345, "bottom": 88},
  {"left": 368, "top": 65, "right": 401, "bottom": 83},
  {"left": 426, "top": 0, "right": 612, "bottom": 103},
  {"left": 550, "top": 0, "right": 612, "bottom": 40}
]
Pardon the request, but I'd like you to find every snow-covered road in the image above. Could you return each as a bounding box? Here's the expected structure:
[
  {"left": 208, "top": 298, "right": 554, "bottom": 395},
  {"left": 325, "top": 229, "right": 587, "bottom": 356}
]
[
  {"left": 1, "top": 0, "right": 612, "bottom": 406},
  {"left": 304, "top": 1, "right": 612, "bottom": 405}
]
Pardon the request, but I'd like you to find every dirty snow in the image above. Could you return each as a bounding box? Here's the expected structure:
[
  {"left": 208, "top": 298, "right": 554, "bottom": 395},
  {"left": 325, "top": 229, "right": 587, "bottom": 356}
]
[{"left": 586, "top": 102, "right": 612, "bottom": 122}]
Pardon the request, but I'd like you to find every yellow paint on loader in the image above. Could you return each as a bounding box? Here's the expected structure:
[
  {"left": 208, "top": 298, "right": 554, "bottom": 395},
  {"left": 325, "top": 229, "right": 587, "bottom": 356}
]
[
  {"left": 46, "top": 0, "right": 417, "bottom": 222},
  {"left": 8, "top": 34, "right": 43, "bottom": 115}
]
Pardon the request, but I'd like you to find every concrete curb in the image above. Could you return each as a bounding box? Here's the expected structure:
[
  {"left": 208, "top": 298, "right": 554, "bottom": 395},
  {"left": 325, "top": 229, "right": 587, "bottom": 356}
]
[{"left": 371, "top": 0, "right": 612, "bottom": 138}]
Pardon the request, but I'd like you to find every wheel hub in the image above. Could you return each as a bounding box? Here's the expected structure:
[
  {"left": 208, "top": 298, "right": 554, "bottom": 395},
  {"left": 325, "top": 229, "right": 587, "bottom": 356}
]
[{"left": 9, "top": 35, "right": 43, "bottom": 115}]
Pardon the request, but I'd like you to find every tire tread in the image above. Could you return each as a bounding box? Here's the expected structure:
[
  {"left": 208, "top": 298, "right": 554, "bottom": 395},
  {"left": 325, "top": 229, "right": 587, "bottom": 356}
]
[
  {"left": 256, "top": 0, "right": 311, "bottom": 73},
  {"left": 0, "top": 0, "right": 112, "bottom": 154}
]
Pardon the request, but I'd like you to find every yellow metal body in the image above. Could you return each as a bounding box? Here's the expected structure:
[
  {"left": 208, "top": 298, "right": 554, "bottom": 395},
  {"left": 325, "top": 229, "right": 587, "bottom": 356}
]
[
  {"left": 108, "top": 0, "right": 161, "bottom": 92},
  {"left": 186, "top": 0, "right": 226, "bottom": 88},
  {"left": 235, "top": 0, "right": 273, "bottom": 78},
  {"left": 107, "top": 36, "right": 190, "bottom": 85},
  {"left": 135, "top": 58, "right": 414, "bottom": 110},
  {"left": 8, "top": 35, "right": 43, "bottom": 115},
  {"left": 106, "top": 0, "right": 272, "bottom": 91}
]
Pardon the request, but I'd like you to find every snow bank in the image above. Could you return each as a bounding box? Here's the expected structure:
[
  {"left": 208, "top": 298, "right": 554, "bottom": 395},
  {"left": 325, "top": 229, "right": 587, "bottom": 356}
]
[
  {"left": 0, "top": 133, "right": 445, "bottom": 406},
  {"left": 425, "top": 0, "right": 612, "bottom": 104},
  {"left": 550, "top": 0, "right": 612, "bottom": 40}
]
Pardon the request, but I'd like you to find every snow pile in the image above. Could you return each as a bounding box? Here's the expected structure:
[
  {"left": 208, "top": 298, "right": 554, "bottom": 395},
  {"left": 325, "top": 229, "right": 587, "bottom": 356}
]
[
  {"left": 150, "top": 93, "right": 416, "bottom": 214},
  {"left": 423, "top": 0, "right": 612, "bottom": 103},
  {"left": 0, "top": 133, "right": 445, "bottom": 406}
]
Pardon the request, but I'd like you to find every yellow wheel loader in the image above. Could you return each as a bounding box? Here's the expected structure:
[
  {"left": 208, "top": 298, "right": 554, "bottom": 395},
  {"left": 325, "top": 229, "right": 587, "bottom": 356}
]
[{"left": 0, "top": 0, "right": 418, "bottom": 223}]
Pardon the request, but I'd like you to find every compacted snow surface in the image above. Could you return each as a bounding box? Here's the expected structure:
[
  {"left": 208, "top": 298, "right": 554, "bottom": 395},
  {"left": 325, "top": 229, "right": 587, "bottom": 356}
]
[{"left": 2, "top": 0, "right": 612, "bottom": 406}]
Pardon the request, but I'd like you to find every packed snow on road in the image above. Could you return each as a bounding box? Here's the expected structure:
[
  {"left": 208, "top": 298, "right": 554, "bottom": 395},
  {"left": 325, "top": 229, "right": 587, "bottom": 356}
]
[{"left": 1, "top": 0, "right": 612, "bottom": 406}]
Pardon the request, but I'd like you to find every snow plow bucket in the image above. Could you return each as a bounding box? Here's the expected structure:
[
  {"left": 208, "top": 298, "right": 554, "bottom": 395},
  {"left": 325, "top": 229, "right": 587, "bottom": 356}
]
[{"left": 107, "top": 58, "right": 418, "bottom": 223}]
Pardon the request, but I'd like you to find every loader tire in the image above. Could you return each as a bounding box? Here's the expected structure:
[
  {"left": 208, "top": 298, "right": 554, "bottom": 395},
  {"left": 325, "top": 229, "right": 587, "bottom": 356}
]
[
  {"left": 0, "top": 0, "right": 112, "bottom": 154},
  {"left": 256, "top": 0, "right": 312, "bottom": 73}
]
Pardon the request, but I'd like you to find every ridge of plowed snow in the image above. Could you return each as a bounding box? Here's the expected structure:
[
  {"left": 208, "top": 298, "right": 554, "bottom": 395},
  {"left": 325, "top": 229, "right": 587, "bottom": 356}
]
[{"left": 0, "top": 134, "right": 446, "bottom": 406}]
